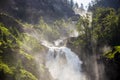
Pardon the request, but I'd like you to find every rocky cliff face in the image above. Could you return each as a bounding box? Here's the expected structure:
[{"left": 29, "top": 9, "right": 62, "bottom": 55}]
[{"left": 0, "top": 0, "right": 75, "bottom": 23}]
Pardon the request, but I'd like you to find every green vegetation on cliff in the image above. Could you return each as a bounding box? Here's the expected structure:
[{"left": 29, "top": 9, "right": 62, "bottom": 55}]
[
  {"left": 0, "top": 12, "right": 73, "bottom": 80},
  {"left": 0, "top": 14, "right": 46, "bottom": 80}
]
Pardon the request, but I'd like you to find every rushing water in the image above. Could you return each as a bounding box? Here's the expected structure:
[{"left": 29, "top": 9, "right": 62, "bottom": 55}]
[{"left": 42, "top": 39, "right": 87, "bottom": 80}]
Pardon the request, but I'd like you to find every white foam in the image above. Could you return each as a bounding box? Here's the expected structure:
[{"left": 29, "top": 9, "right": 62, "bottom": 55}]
[{"left": 45, "top": 46, "right": 86, "bottom": 80}]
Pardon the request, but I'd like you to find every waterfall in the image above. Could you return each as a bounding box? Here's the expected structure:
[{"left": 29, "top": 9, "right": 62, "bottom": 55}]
[{"left": 43, "top": 39, "right": 87, "bottom": 80}]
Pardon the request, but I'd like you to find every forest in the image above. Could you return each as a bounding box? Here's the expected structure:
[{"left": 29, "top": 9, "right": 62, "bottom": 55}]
[
  {"left": 78, "top": 0, "right": 120, "bottom": 79},
  {"left": 0, "top": 0, "right": 120, "bottom": 80}
]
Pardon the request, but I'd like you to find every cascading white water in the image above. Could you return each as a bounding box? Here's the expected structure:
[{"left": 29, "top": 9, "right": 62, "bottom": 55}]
[{"left": 44, "top": 39, "right": 87, "bottom": 80}]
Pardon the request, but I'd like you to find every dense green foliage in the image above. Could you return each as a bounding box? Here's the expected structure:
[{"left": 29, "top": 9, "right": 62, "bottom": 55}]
[
  {"left": 88, "top": 0, "right": 120, "bottom": 80},
  {"left": 73, "top": 1, "right": 120, "bottom": 79},
  {"left": 0, "top": 0, "right": 120, "bottom": 80},
  {"left": 31, "top": 17, "right": 72, "bottom": 41},
  {"left": 0, "top": 0, "right": 75, "bottom": 23},
  {"left": 89, "top": 0, "right": 120, "bottom": 11},
  {"left": 0, "top": 13, "right": 47, "bottom": 80},
  {"left": 104, "top": 46, "right": 120, "bottom": 59},
  {"left": 92, "top": 8, "right": 120, "bottom": 46},
  {"left": 70, "top": 14, "right": 92, "bottom": 51},
  {"left": 91, "top": 6, "right": 120, "bottom": 61},
  {"left": 0, "top": 12, "right": 73, "bottom": 80},
  {"left": 76, "top": 0, "right": 120, "bottom": 57}
]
